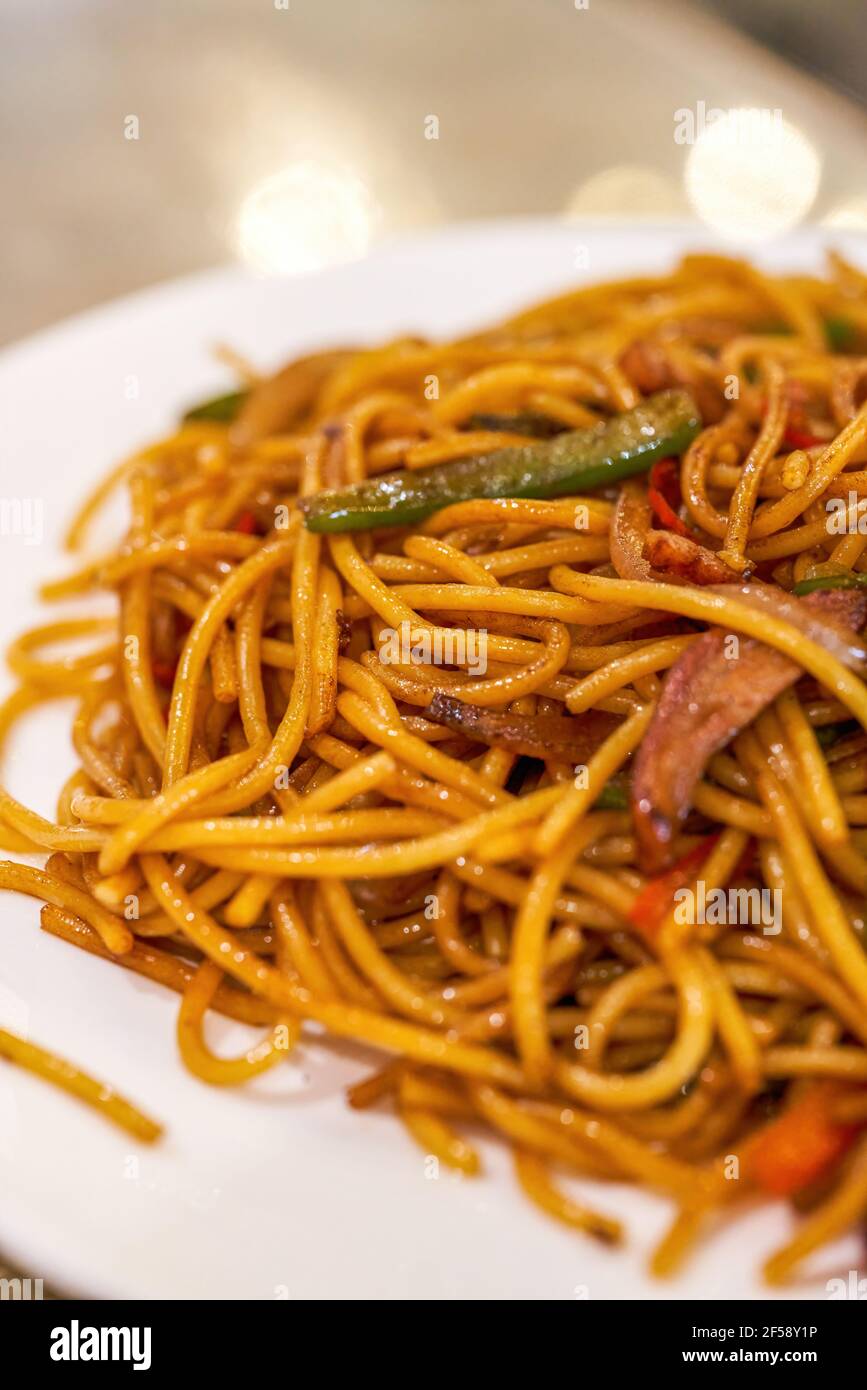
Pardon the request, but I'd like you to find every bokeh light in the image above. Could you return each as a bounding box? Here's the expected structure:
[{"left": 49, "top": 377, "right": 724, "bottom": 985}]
[
  {"left": 684, "top": 110, "right": 821, "bottom": 241},
  {"left": 565, "top": 165, "right": 687, "bottom": 221},
  {"left": 235, "top": 161, "right": 379, "bottom": 275},
  {"left": 822, "top": 196, "right": 867, "bottom": 231}
]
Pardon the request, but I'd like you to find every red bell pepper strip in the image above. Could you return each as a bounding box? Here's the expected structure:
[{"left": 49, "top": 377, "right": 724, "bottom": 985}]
[
  {"left": 628, "top": 834, "right": 719, "bottom": 938},
  {"left": 783, "top": 426, "right": 825, "bottom": 451},
  {"left": 152, "top": 660, "right": 177, "bottom": 691},
  {"left": 761, "top": 383, "right": 824, "bottom": 451},
  {"left": 648, "top": 458, "right": 692, "bottom": 538},
  {"left": 732, "top": 836, "right": 757, "bottom": 881},
  {"left": 747, "top": 1084, "right": 860, "bottom": 1197},
  {"left": 234, "top": 510, "right": 260, "bottom": 535}
]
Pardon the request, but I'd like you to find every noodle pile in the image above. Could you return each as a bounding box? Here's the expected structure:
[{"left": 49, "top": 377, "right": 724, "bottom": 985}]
[{"left": 6, "top": 250, "right": 867, "bottom": 1284}]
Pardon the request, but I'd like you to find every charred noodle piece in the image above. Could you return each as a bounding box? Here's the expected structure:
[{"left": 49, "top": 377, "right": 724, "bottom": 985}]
[
  {"left": 301, "top": 389, "right": 702, "bottom": 533},
  {"left": 425, "top": 692, "right": 620, "bottom": 764},
  {"left": 632, "top": 588, "right": 867, "bottom": 870},
  {"left": 232, "top": 348, "right": 355, "bottom": 444}
]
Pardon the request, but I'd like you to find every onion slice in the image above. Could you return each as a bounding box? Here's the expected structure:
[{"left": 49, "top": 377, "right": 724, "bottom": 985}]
[
  {"left": 610, "top": 479, "right": 657, "bottom": 582},
  {"left": 643, "top": 530, "right": 731, "bottom": 586},
  {"left": 706, "top": 583, "right": 867, "bottom": 672},
  {"left": 612, "top": 481, "right": 731, "bottom": 587},
  {"left": 631, "top": 586, "right": 867, "bottom": 870}
]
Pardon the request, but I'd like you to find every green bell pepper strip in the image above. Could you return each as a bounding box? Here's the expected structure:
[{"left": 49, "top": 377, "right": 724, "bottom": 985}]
[
  {"left": 182, "top": 389, "right": 248, "bottom": 424},
  {"left": 750, "top": 317, "right": 856, "bottom": 351},
  {"left": 300, "top": 388, "right": 702, "bottom": 533},
  {"left": 592, "top": 778, "right": 629, "bottom": 810},
  {"left": 824, "top": 316, "right": 857, "bottom": 352},
  {"left": 814, "top": 721, "right": 856, "bottom": 749},
  {"left": 792, "top": 573, "right": 867, "bottom": 596}
]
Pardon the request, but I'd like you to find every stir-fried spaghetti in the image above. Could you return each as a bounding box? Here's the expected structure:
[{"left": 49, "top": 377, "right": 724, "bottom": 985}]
[{"left": 5, "top": 250, "right": 867, "bottom": 1284}]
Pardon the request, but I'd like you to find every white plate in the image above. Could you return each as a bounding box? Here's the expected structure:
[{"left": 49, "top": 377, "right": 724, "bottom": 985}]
[{"left": 2, "top": 219, "right": 866, "bottom": 1301}]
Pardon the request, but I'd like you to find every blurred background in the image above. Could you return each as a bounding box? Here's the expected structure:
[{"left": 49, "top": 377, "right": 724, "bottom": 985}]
[{"left": 3, "top": 0, "right": 867, "bottom": 349}]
